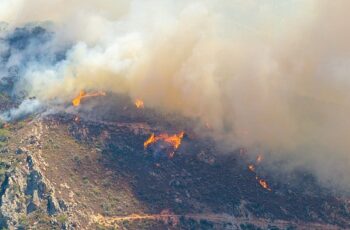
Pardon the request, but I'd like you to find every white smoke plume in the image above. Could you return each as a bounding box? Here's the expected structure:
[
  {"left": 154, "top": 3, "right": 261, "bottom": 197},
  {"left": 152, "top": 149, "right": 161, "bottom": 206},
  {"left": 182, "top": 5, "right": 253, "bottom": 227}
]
[
  {"left": 1, "top": 0, "right": 350, "bottom": 191},
  {"left": 0, "top": 99, "right": 42, "bottom": 121}
]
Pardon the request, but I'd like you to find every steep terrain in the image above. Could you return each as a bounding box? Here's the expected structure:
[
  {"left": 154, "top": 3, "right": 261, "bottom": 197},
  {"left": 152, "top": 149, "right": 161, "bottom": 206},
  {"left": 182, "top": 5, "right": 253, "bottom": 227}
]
[{"left": 0, "top": 95, "right": 349, "bottom": 229}]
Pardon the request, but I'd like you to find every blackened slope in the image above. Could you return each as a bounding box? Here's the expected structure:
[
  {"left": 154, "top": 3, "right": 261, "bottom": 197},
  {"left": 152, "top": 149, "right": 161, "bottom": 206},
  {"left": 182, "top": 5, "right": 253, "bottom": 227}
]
[{"left": 52, "top": 108, "right": 350, "bottom": 229}]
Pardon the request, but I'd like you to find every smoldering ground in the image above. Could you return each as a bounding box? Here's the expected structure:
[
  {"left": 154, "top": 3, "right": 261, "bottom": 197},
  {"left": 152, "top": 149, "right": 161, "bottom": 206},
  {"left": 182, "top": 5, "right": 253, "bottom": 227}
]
[{"left": 1, "top": 0, "right": 350, "bottom": 191}]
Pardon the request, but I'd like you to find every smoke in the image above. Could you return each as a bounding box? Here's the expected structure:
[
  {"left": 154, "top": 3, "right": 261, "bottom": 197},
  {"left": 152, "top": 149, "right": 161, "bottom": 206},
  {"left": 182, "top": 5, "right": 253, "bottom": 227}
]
[
  {"left": 1, "top": 0, "right": 350, "bottom": 191},
  {"left": 0, "top": 98, "right": 42, "bottom": 121}
]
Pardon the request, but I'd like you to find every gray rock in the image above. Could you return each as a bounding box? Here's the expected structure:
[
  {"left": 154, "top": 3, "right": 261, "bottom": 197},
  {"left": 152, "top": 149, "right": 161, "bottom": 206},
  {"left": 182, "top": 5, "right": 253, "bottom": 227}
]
[
  {"left": 0, "top": 147, "right": 9, "bottom": 154},
  {"left": 59, "top": 199, "right": 68, "bottom": 211},
  {"left": 15, "top": 148, "right": 23, "bottom": 155},
  {"left": 47, "top": 195, "right": 60, "bottom": 216},
  {"left": 0, "top": 136, "right": 8, "bottom": 142},
  {"left": 27, "top": 190, "right": 40, "bottom": 214}
]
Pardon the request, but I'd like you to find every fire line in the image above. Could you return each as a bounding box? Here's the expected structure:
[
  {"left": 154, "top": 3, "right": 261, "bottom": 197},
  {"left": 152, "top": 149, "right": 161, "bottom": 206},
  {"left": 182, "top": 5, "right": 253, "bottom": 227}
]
[
  {"left": 144, "top": 132, "right": 185, "bottom": 149},
  {"left": 144, "top": 131, "right": 185, "bottom": 158},
  {"left": 72, "top": 90, "right": 106, "bottom": 107},
  {"left": 134, "top": 99, "right": 144, "bottom": 109}
]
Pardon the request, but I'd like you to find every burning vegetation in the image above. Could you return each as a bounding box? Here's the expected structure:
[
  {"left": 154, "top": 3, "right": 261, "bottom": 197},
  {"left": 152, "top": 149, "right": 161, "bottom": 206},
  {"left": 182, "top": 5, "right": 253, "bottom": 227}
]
[
  {"left": 248, "top": 164, "right": 255, "bottom": 172},
  {"left": 72, "top": 90, "right": 106, "bottom": 107},
  {"left": 144, "top": 131, "right": 185, "bottom": 158},
  {"left": 134, "top": 99, "right": 144, "bottom": 109},
  {"left": 36, "top": 103, "right": 350, "bottom": 229},
  {"left": 257, "top": 178, "right": 272, "bottom": 191},
  {"left": 247, "top": 155, "right": 272, "bottom": 191}
]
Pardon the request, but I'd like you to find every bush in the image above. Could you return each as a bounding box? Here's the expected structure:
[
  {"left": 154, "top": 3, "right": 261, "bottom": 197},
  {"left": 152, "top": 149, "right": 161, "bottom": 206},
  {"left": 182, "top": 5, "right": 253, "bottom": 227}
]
[{"left": 56, "top": 214, "right": 68, "bottom": 224}]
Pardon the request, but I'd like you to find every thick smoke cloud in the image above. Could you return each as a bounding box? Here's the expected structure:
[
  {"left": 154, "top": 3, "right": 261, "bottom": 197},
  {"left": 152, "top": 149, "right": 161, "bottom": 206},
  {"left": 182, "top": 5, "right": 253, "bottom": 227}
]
[{"left": 1, "top": 0, "right": 350, "bottom": 191}]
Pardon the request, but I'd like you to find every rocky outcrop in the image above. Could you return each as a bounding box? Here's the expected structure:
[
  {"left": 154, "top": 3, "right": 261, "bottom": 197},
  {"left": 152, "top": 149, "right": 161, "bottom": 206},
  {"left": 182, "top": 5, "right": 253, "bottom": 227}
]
[
  {"left": 0, "top": 154, "right": 66, "bottom": 229},
  {"left": 0, "top": 121, "right": 75, "bottom": 229},
  {"left": 0, "top": 168, "right": 27, "bottom": 228}
]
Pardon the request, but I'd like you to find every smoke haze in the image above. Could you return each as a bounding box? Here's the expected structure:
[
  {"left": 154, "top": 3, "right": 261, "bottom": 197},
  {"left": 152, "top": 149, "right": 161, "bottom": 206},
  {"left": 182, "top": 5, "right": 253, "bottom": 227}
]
[{"left": 1, "top": 0, "right": 350, "bottom": 190}]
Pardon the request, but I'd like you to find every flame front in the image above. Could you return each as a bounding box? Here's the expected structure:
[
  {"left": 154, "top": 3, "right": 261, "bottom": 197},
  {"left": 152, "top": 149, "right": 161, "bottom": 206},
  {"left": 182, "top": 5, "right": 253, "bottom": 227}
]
[
  {"left": 144, "top": 133, "right": 155, "bottom": 148},
  {"left": 247, "top": 154, "right": 271, "bottom": 191},
  {"left": 72, "top": 91, "right": 86, "bottom": 107},
  {"left": 134, "top": 99, "right": 144, "bottom": 109},
  {"left": 258, "top": 178, "right": 271, "bottom": 191},
  {"left": 144, "top": 131, "right": 185, "bottom": 157},
  {"left": 248, "top": 164, "right": 255, "bottom": 172},
  {"left": 144, "top": 132, "right": 184, "bottom": 149},
  {"left": 72, "top": 90, "right": 106, "bottom": 107}
]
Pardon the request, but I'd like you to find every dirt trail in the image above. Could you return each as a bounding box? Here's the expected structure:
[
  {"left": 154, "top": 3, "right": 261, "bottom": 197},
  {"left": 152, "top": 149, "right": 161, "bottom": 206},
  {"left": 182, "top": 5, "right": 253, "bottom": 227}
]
[{"left": 92, "top": 212, "right": 340, "bottom": 230}]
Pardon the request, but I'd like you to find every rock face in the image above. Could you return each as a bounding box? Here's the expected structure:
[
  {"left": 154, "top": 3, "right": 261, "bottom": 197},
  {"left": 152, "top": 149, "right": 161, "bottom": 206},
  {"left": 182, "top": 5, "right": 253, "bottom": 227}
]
[
  {"left": 0, "top": 121, "right": 74, "bottom": 229},
  {"left": 0, "top": 168, "right": 27, "bottom": 228}
]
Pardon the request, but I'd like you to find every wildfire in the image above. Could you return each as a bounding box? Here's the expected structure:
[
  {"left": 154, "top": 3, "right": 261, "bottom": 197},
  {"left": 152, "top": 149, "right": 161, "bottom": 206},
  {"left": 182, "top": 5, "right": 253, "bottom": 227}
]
[
  {"left": 144, "top": 131, "right": 185, "bottom": 157},
  {"left": 247, "top": 154, "right": 271, "bottom": 191},
  {"left": 72, "top": 90, "right": 106, "bottom": 107},
  {"left": 144, "top": 133, "right": 155, "bottom": 148},
  {"left": 134, "top": 99, "right": 144, "bottom": 109},
  {"left": 256, "top": 155, "right": 263, "bottom": 164},
  {"left": 257, "top": 178, "right": 272, "bottom": 191},
  {"left": 74, "top": 116, "right": 80, "bottom": 123},
  {"left": 144, "top": 132, "right": 184, "bottom": 149},
  {"left": 248, "top": 164, "right": 255, "bottom": 172}
]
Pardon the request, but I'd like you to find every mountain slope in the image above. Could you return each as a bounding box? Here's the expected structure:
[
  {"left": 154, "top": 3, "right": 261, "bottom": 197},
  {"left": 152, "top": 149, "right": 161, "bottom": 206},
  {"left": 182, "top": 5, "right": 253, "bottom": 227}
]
[{"left": 0, "top": 96, "right": 349, "bottom": 229}]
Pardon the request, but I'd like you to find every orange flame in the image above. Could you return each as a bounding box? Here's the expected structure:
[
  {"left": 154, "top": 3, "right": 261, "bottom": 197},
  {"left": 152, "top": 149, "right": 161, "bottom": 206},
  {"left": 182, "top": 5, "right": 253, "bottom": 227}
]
[
  {"left": 72, "top": 90, "right": 106, "bottom": 107},
  {"left": 247, "top": 155, "right": 271, "bottom": 191},
  {"left": 248, "top": 164, "right": 255, "bottom": 172},
  {"left": 144, "top": 133, "right": 155, "bottom": 149},
  {"left": 144, "top": 131, "right": 185, "bottom": 156},
  {"left": 134, "top": 99, "right": 144, "bottom": 109},
  {"left": 258, "top": 178, "right": 272, "bottom": 191}
]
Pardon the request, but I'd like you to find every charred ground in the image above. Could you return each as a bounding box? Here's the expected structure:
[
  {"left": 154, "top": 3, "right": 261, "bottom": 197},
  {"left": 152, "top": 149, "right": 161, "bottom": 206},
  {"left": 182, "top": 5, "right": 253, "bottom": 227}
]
[{"left": 0, "top": 94, "right": 349, "bottom": 229}]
